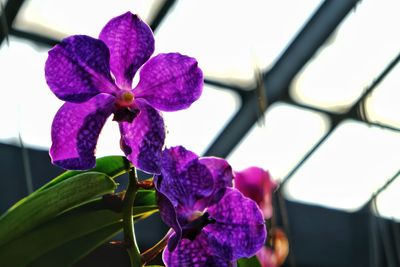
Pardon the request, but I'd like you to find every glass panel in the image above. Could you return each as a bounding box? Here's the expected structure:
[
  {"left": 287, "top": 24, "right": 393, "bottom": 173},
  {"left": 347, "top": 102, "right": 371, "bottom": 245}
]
[
  {"left": 365, "top": 62, "right": 400, "bottom": 129},
  {"left": 284, "top": 120, "right": 400, "bottom": 211},
  {"left": 14, "top": 0, "right": 162, "bottom": 39},
  {"left": 291, "top": 0, "right": 400, "bottom": 112},
  {"left": 376, "top": 174, "right": 400, "bottom": 221},
  {"left": 155, "top": 0, "right": 322, "bottom": 86},
  {"left": 227, "top": 102, "right": 329, "bottom": 180},
  {"left": 0, "top": 37, "right": 60, "bottom": 149},
  {"left": 163, "top": 85, "right": 240, "bottom": 156}
]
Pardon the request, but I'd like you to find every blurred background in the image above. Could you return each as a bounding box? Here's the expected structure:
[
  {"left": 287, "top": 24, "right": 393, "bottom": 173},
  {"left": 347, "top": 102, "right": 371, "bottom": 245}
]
[{"left": 0, "top": 0, "right": 399, "bottom": 266}]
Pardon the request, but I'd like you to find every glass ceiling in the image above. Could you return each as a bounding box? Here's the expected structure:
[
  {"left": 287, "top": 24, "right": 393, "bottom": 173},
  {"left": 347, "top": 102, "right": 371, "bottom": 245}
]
[
  {"left": 227, "top": 102, "right": 330, "bottom": 179},
  {"left": 284, "top": 120, "right": 400, "bottom": 211},
  {"left": 153, "top": 0, "right": 322, "bottom": 86},
  {"left": 14, "top": 0, "right": 160, "bottom": 38},
  {"left": 1, "top": 0, "right": 400, "bottom": 222},
  {"left": 290, "top": 0, "right": 400, "bottom": 113}
]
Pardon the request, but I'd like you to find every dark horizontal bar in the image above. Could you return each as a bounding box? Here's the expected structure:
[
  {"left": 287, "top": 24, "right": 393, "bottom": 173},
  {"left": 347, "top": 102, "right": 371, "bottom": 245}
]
[
  {"left": 10, "top": 28, "right": 59, "bottom": 46},
  {"left": 204, "top": 77, "right": 251, "bottom": 97}
]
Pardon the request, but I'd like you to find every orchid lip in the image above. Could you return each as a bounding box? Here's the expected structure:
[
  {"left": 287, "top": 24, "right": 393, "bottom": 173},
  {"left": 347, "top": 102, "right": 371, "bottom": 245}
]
[
  {"left": 181, "top": 212, "right": 216, "bottom": 241},
  {"left": 112, "top": 107, "right": 139, "bottom": 123}
]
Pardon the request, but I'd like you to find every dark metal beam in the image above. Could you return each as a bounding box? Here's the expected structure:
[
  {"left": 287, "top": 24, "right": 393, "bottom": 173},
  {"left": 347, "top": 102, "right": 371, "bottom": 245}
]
[
  {"left": 6, "top": 0, "right": 176, "bottom": 47},
  {"left": 10, "top": 28, "right": 58, "bottom": 46},
  {"left": 0, "top": 0, "right": 25, "bottom": 44},
  {"left": 204, "top": 77, "right": 251, "bottom": 99},
  {"left": 204, "top": 0, "right": 361, "bottom": 157},
  {"left": 149, "top": 0, "right": 176, "bottom": 32}
]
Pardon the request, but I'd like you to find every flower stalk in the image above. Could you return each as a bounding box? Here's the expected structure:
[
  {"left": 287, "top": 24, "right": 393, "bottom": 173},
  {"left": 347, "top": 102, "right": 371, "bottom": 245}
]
[
  {"left": 123, "top": 168, "right": 142, "bottom": 267},
  {"left": 141, "top": 229, "right": 173, "bottom": 265}
]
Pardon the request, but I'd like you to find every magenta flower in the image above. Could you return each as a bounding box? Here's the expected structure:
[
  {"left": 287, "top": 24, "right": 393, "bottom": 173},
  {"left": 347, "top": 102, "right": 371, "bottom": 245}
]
[
  {"left": 256, "top": 246, "right": 278, "bottom": 267},
  {"left": 154, "top": 146, "right": 266, "bottom": 267},
  {"left": 45, "top": 12, "right": 203, "bottom": 173},
  {"left": 234, "top": 167, "right": 278, "bottom": 219}
]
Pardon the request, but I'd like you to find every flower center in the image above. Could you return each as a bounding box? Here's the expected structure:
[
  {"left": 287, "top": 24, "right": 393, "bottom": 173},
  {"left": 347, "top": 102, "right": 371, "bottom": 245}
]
[
  {"left": 113, "top": 90, "right": 139, "bottom": 123},
  {"left": 182, "top": 212, "right": 216, "bottom": 241},
  {"left": 116, "top": 90, "right": 135, "bottom": 107},
  {"left": 187, "top": 211, "right": 204, "bottom": 222}
]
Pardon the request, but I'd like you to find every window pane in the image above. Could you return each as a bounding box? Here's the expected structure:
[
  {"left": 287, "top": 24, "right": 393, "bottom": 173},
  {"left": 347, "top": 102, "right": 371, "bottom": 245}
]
[
  {"left": 227, "top": 102, "right": 329, "bottom": 179},
  {"left": 155, "top": 0, "right": 322, "bottom": 85},
  {"left": 0, "top": 37, "right": 59, "bottom": 149},
  {"left": 284, "top": 120, "right": 400, "bottom": 211},
  {"left": 163, "top": 85, "right": 240, "bottom": 156},
  {"left": 291, "top": 0, "right": 400, "bottom": 112},
  {"left": 376, "top": 174, "right": 400, "bottom": 221},
  {"left": 14, "top": 0, "right": 162, "bottom": 39},
  {"left": 365, "top": 62, "right": 400, "bottom": 129}
]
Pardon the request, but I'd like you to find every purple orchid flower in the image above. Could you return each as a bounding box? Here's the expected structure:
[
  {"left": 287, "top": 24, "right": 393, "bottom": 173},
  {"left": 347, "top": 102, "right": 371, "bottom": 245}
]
[
  {"left": 45, "top": 12, "right": 203, "bottom": 173},
  {"left": 154, "top": 146, "right": 267, "bottom": 267}
]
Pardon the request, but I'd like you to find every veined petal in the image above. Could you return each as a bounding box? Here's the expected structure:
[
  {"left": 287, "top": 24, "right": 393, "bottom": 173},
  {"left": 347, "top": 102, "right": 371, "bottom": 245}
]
[
  {"left": 45, "top": 35, "right": 117, "bottom": 102},
  {"left": 160, "top": 146, "right": 198, "bottom": 177},
  {"left": 158, "top": 146, "right": 214, "bottom": 207},
  {"left": 119, "top": 99, "right": 165, "bottom": 174},
  {"left": 134, "top": 53, "right": 203, "bottom": 111},
  {"left": 198, "top": 157, "right": 234, "bottom": 208},
  {"left": 99, "top": 12, "right": 154, "bottom": 89},
  {"left": 204, "top": 188, "right": 266, "bottom": 261},
  {"left": 163, "top": 233, "right": 235, "bottom": 267},
  {"left": 50, "top": 94, "right": 115, "bottom": 170},
  {"left": 157, "top": 192, "right": 182, "bottom": 251}
]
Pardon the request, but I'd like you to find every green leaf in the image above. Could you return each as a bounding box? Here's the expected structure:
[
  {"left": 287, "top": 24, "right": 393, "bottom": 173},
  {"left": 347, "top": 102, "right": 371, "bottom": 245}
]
[
  {"left": 29, "top": 222, "right": 123, "bottom": 267},
  {"left": 0, "top": 191, "right": 158, "bottom": 266},
  {"left": 37, "top": 155, "right": 131, "bottom": 192},
  {"left": 10, "top": 156, "right": 131, "bottom": 210},
  {"left": 135, "top": 189, "right": 156, "bottom": 206},
  {"left": 237, "top": 256, "right": 262, "bottom": 267},
  {"left": 0, "top": 210, "right": 122, "bottom": 266},
  {"left": 0, "top": 172, "right": 117, "bottom": 246},
  {"left": 67, "top": 189, "right": 157, "bottom": 217}
]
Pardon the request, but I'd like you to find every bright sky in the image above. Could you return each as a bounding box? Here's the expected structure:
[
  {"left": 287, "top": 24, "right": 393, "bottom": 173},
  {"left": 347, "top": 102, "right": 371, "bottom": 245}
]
[{"left": 1, "top": 0, "right": 400, "bottom": 220}]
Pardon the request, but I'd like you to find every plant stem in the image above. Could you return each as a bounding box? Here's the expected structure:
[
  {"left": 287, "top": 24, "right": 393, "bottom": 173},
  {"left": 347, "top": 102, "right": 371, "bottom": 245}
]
[
  {"left": 141, "top": 229, "right": 173, "bottom": 265},
  {"left": 123, "top": 168, "right": 142, "bottom": 267}
]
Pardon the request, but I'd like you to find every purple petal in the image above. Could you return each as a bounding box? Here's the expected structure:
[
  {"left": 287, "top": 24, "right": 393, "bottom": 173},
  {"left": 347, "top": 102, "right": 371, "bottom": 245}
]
[
  {"left": 119, "top": 99, "right": 165, "bottom": 174},
  {"left": 204, "top": 188, "right": 266, "bottom": 261},
  {"left": 99, "top": 12, "right": 154, "bottom": 89},
  {"left": 45, "top": 35, "right": 117, "bottom": 103},
  {"left": 160, "top": 146, "right": 198, "bottom": 176},
  {"left": 50, "top": 94, "right": 115, "bottom": 170},
  {"left": 134, "top": 53, "right": 203, "bottom": 111},
  {"left": 158, "top": 146, "right": 214, "bottom": 207},
  {"left": 163, "top": 233, "right": 235, "bottom": 267},
  {"left": 157, "top": 192, "right": 182, "bottom": 251},
  {"left": 197, "top": 157, "right": 234, "bottom": 208}
]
